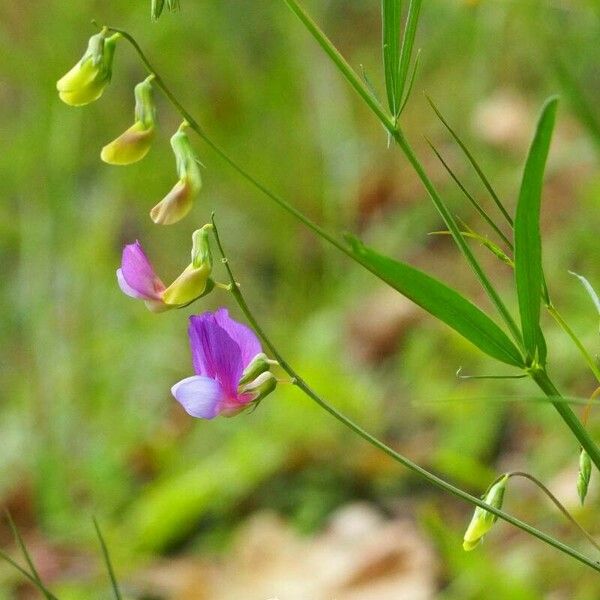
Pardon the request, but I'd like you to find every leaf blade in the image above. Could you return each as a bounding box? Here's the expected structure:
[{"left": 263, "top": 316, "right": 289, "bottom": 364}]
[
  {"left": 514, "top": 97, "right": 558, "bottom": 361},
  {"left": 382, "top": 0, "right": 402, "bottom": 115},
  {"left": 347, "top": 236, "right": 524, "bottom": 367}
]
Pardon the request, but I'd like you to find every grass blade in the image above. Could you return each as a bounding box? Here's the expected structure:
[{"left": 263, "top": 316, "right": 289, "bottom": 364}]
[
  {"left": 382, "top": 0, "right": 402, "bottom": 115},
  {"left": 426, "top": 95, "right": 513, "bottom": 226},
  {"left": 346, "top": 235, "right": 524, "bottom": 367},
  {"left": 93, "top": 518, "right": 123, "bottom": 600},
  {"left": 514, "top": 97, "right": 558, "bottom": 361},
  {"left": 5, "top": 512, "right": 57, "bottom": 600}
]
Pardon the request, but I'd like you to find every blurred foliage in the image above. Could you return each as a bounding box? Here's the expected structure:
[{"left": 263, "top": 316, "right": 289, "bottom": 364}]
[{"left": 0, "top": 0, "right": 600, "bottom": 597}]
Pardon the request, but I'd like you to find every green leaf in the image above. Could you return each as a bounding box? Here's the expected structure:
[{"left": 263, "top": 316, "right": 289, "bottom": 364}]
[
  {"left": 346, "top": 236, "right": 524, "bottom": 367},
  {"left": 381, "top": 0, "right": 402, "bottom": 115},
  {"left": 396, "top": 0, "right": 421, "bottom": 116},
  {"left": 570, "top": 271, "right": 600, "bottom": 333},
  {"left": 514, "top": 97, "right": 558, "bottom": 362}
]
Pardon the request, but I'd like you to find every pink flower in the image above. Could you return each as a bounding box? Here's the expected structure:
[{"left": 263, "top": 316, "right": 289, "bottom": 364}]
[{"left": 171, "top": 309, "right": 272, "bottom": 419}]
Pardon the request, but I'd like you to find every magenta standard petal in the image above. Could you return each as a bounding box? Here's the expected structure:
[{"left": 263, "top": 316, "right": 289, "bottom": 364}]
[
  {"left": 213, "top": 308, "right": 262, "bottom": 369},
  {"left": 188, "top": 312, "right": 243, "bottom": 395},
  {"left": 118, "top": 240, "right": 165, "bottom": 300},
  {"left": 171, "top": 375, "right": 224, "bottom": 419}
]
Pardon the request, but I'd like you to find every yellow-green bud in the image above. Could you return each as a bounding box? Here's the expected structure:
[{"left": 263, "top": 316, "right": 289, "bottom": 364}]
[
  {"left": 238, "top": 353, "right": 271, "bottom": 386},
  {"left": 101, "top": 77, "right": 156, "bottom": 165},
  {"left": 150, "top": 124, "right": 202, "bottom": 225},
  {"left": 191, "top": 226, "right": 213, "bottom": 270},
  {"left": 56, "top": 32, "right": 119, "bottom": 106},
  {"left": 577, "top": 449, "right": 592, "bottom": 506},
  {"left": 463, "top": 475, "right": 508, "bottom": 551},
  {"left": 239, "top": 371, "right": 277, "bottom": 404}
]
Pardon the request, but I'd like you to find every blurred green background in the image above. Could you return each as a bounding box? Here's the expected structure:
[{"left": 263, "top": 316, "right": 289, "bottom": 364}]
[{"left": 1, "top": 0, "right": 600, "bottom": 597}]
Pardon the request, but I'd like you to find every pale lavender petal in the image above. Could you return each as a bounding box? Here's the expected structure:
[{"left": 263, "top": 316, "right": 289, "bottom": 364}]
[
  {"left": 213, "top": 308, "right": 262, "bottom": 369},
  {"left": 188, "top": 313, "right": 243, "bottom": 395},
  {"left": 171, "top": 375, "right": 223, "bottom": 419},
  {"left": 119, "top": 241, "right": 165, "bottom": 300}
]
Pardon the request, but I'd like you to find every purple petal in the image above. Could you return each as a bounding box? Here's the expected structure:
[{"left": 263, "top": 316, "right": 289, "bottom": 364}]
[
  {"left": 213, "top": 308, "right": 262, "bottom": 369},
  {"left": 118, "top": 241, "right": 165, "bottom": 300},
  {"left": 188, "top": 313, "right": 243, "bottom": 395},
  {"left": 171, "top": 375, "right": 223, "bottom": 419}
]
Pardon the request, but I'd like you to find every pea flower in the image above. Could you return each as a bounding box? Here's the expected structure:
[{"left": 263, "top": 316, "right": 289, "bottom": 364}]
[
  {"left": 150, "top": 123, "right": 202, "bottom": 225},
  {"left": 56, "top": 30, "right": 120, "bottom": 107},
  {"left": 172, "top": 309, "right": 277, "bottom": 419},
  {"left": 463, "top": 475, "right": 508, "bottom": 551},
  {"left": 117, "top": 226, "right": 213, "bottom": 312},
  {"left": 101, "top": 76, "right": 156, "bottom": 165}
]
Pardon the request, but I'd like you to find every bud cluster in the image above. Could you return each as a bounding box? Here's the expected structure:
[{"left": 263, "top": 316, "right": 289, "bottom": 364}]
[{"left": 57, "top": 32, "right": 202, "bottom": 226}]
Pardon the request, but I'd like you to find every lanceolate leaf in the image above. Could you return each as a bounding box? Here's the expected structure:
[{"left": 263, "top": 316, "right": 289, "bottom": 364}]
[
  {"left": 382, "top": 0, "right": 402, "bottom": 115},
  {"left": 514, "top": 97, "right": 558, "bottom": 362},
  {"left": 347, "top": 236, "right": 524, "bottom": 367}
]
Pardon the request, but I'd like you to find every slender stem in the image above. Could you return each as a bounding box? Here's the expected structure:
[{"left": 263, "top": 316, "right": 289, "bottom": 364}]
[
  {"left": 279, "top": 1, "right": 524, "bottom": 350},
  {"left": 103, "top": 26, "right": 355, "bottom": 263},
  {"left": 531, "top": 370, "right": 600, "bottom": 472},
  {"left": 508, "top": 471, "right": 600, "bottom": 554},
  {"left": 547, "top": 304, "right": 600, "bottom": 383},
  {"left": 104, "top": 16, "right": 600, "bottom": 512},
  {"left": 276, "top": 0, "right": 600, "bottom": 467},
  {"left": 391, "top": 128, "right": 523, "bottom": 346},
  {"left": 209, "top": 217, "right": 600, "bottom": 572}
]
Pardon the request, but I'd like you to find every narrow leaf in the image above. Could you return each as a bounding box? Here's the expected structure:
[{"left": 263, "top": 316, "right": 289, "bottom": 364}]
[
  {"left": 397, "top": 0, "right": 421, "bottom": 116},
  {"left": 381, "top": 0, "right": 402, "bottom": 115},
  {"left": 514, "top": 97, "right": 558, "bottom": 361},
  {"left": 427, "top": 95, "right": 513, "bottom": 226},
  {"left": 93, "top": 518, "right": 123, "bottom": 600},
  {"left": 347, "top": 236, "right": 524, "bottom": 367}
]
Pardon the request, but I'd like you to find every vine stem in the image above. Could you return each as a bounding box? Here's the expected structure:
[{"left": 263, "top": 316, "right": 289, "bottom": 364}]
[
  {"left": 100, "top": 21, "right": 600, "bottom": 487},
  {"left": 208, "top": 216, "right": 600, "bottom": 572},
  {"left": 279, "top": 0, "right": 523, "bottom": 353},
  {"left": 102, "top": 22, "right": 522, "bottom": 352},
  {"left": 274, "top": 1, "right": 600, "bottom": 470}
]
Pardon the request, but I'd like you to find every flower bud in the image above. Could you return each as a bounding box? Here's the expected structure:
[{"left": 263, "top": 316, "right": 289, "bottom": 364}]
[
  {"left": 577, "top": 449, "right": 592, "bottom": 506},
  {"left": 191, "top": 225, "right": 213, "bottom": 270},
  {"left": 238, "top": 353, "right": 271, "bottom": 386},
  {"left": 150, "top": 124, "right": 202, "bottom": 225},
  {"left": 162, "top": 226, "right": 213, "bottom": 306},
  {"left": 101, "top": 77, "right": 156, "bottom": 165},
  {"left": 56, "top": 31, "right": 119, "bottom": 106},
  {"left": 463, "top": 475, "right": 508, "bottom": 551},
  {"left": 239, "top": 371, "right": 278, "bottom": 405}
]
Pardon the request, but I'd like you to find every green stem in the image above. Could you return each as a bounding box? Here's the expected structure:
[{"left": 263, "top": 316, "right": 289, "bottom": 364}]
[
  {"left": 531, "top": 370, "right": 600, "bottom": 472},
  {"left": 279, "top": 0, "right": 523, "bottom": 350},
  {"left": 209, "top": 217, "right": 600, "bottom": 573},
  {"left": 277, "top": 0, "right": 600, "bottom": 467}
]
